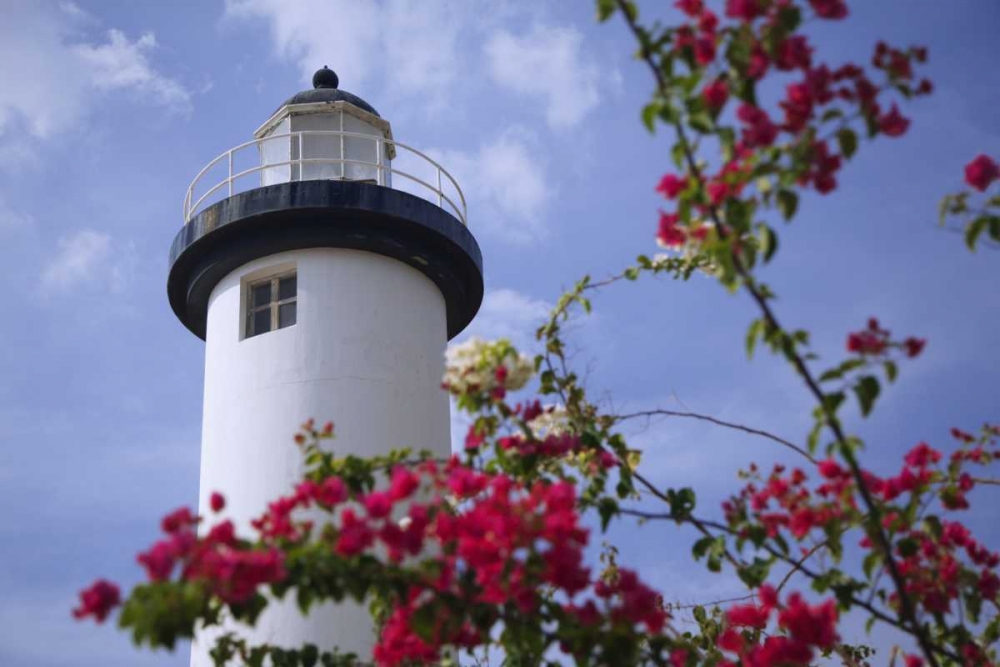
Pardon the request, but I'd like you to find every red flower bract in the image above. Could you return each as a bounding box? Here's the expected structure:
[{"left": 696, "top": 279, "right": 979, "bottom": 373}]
[
  {"left": 878, "top": 104, "right": 910, "bottom": 137},
  {"left": 73, "top": 579, "right": 121, "bottom": 623},
  {"left": 210, "top": 492, "right": 226, "bottom": 513},
  {"left": 656, "top": 174, "right": 686, "bottom": 199},
  {"left": 725, "top": 0, "right": 762, "bottom": 21},
  {"left": 737, "top": 103, "right": 778, "bottom": 147},
  {"left": 777, "top": 593, "right": 838, "bottom": 649},
  {"left": 726, "top": 602, "right": 769, "bottom": 628},
  {"left": 702, "top": 79, "right": 729, "bottom": 111},
  {"left": 657, "top": 212, "right": 687, "bottom": 248},
  {"left": 809, "top": 0, "right": 848, "bottom": 19},
  {"left": 964, "top": 154, "right": 999, "bottom": 192},
  {"left": 675, "top": 0, "right": 703, "bottom": 16}
]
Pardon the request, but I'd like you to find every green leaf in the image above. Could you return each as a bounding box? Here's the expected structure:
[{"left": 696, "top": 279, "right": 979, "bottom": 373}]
[
  {"left": 823, "top": 391, "right": 846, "bottom": 414},
  {"left": 689, "top": 111, "right": 714, "bottom": 134},
  {"left": 853, "top": 375, "right": 880, "bottom": 417},
  {"left": 737, "top": 558, "right": 772, "bottom": 588},
  {"left": 756, "top": 176, "right": 773, "bottom": 196},
  {"left": 883, "top": 360, "right": 898, "bottom": 383},
  {"left": 775, "top": 5, "right": 802, "bottom": 33},
  {"left": 718, "top": 127, "right": 736, "bottom": 161},
  {"left": 671, "top": 142, "right": 686, "bottom": 170},
  {"left": 595, "top": 0, "right": 616, "bottom": 21},
  {"left": 965, "top": 215, "right": 993, "bottom": 251},
  {"left": 745, "top": 319, "right": 765, "bottom": 359},
  {"left": 759, "top": 224, "right": 778, "bottom": 263},
  {"left": 938, "top": 194, "right": 953, "bottom": 225},
  {"left": 837, "top": 127, "right": 858, "bottom": 160},
  {"left": 692, "top": 536, "right": 716, "bottom": 559},
  {"left": 301, "top": 645, "right": 319, "bottom": 667},
  {"left": 821, "top": 108, "right": 844, "bottom": 122},
  {"left": 776, "top": 189, "right": 798, "bottom": 222},
  {"left": 597, "top": 497, "right": 619, "bottom": 531},
  {"left": 667, "top": 487, "right": 697, "bottom": 519},
  {"left": 641, "top": 102, "right": 659, "bottom": 133},
  {"left": 724, "top": 197, "right": 753, "bottom": 231},
  {"left": 896, "top": 537, "right": 918, "bottom": 557},
  {"left": 862, "top": 551, "right": 880, "bottom": 579}
]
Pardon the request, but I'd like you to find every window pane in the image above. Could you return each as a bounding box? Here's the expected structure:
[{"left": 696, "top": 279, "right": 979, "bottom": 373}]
[
  {"left": 279, "top": 275, "right": 297, "bottom": 301},
  {"left": 279, "top": 302, "right": 297, "bottom": 329},
  {"left": 252, "top": 282, "right": 272, "bottom": 307},
  {"left": 252, "top": 309, "right": 271, "bottom": 336}
]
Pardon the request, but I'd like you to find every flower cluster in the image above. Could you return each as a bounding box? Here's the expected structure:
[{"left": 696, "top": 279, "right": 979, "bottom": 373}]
[
  {"left": 846, "top": 317, "right": 925, "bottom": 358},
  {"left": 719, "top": 586, "right": 839, "bottom": 666},
  {"left": 442, "top": 337, "right": 534, "bottom": 400},
  {"left": 724, "top": 463, "right": 854, "bottom": 541},
  {"left": 654, "top": 0, "right": 932, "bottom": 276},
  {"left": 137, "top": 500, "right": 286, "bottom": 605},
  {"left": 965, "top": 154, "right": 999, "bottom": 192},
  {"left": 72, "top": 579, "right": 121, "bottom": 623},
  {"left": 940, "top": 153, "right": 1000, "bottom": 252},
  {"left": 342, "top": 462, "right": 664, "bottom": 665}
]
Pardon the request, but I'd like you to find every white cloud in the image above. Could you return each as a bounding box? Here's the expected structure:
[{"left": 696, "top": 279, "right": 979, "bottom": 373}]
[
  {"left": 460, "top": 288, "right": 552, "bottom": 352},
  {"left": 429, "top": 128, "right": 551, "bottom": 242},
  {"left": 485, "top": 24, "right": 604, "bottom": 130},
  {"left": 73, "top": 30, "right": 192, "bottom": 113},
  {"left": 0, "top": 1, "right": 190, "bottom": 155},
  {"left": 40, "top": 229, "right": 134, "bottom": 295},
  {"left": 0, "top": 198, "right": 33, "bottom": 235},
  {"left": 224, "top": 0, "right": 465, "bottom": 104}
]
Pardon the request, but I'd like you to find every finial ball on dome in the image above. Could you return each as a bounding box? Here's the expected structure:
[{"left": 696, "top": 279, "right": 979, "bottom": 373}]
[{"left": 313, "top": 66, "right": 339, "bottom": 89}]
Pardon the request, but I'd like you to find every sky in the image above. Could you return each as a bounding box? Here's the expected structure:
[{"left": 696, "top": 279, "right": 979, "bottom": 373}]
[{"left": 0, "top": 1, "right": 998, "bottom": 665}]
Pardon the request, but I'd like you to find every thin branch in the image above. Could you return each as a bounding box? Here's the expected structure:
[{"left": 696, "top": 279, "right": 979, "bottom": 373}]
[
  {"left": 614, "top": 408, "right": 816, "bottom": 464},
  {"left": 775, "top": 539, "right": 828, "bottom": 594},
  {"left": 668, "top": 594, "right": 756, "bottom": 611}
]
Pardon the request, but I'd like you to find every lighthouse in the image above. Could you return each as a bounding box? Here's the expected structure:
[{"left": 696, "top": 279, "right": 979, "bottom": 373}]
[{"left": 167, "top": 67, "right": 483, "bottom": 664}]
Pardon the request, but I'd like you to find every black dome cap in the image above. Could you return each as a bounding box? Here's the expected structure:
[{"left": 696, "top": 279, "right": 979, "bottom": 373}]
[{"left": 274, "top": 66, "right": 380, "bottom": 117}]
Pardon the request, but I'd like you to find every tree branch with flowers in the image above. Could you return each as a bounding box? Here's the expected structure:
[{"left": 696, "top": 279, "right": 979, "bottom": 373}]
[{"left": 74, "top": 1, "right": 999, "bottom": 665}]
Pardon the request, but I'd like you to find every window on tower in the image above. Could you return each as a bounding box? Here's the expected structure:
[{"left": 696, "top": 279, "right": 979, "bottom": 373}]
[{"left": 245, "top": 271, "right": 297, "bottom": 338}]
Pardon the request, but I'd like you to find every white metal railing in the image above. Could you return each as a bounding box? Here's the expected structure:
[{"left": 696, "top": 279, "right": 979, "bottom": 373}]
[{"left": 182, "top": 130, "right": 467, "bottom": 225}]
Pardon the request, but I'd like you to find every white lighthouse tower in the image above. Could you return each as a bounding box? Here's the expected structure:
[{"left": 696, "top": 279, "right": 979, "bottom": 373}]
[{"left": 167, "top": 67, "right": 483, "bottom": 664}]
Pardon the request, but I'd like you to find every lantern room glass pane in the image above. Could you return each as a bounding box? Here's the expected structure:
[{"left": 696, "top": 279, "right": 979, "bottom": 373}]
[
  {"left": 293, "top": 113, "right": 343, "bottom": 181},
  {"left": 343, "top": 114, "right": 381, "bottom": 182},
  {"left": 259, "top": 117, "right": 291, "bottom": 186}
]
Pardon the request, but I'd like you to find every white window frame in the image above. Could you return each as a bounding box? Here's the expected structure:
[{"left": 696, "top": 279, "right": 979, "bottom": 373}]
[{"left": 243, "top": 269, "right": 297, "bottom": 339}]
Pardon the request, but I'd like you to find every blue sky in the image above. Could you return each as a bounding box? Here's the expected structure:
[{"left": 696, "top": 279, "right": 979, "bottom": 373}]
[{"left": 1, "top": 1, "right": 998, "bottom": 665}]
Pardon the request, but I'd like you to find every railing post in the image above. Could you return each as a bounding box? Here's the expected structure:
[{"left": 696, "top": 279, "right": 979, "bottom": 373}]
[
  {"left": 437, "top": 168, "right": 443, "bottom": 207},
  {"left": 375, "top": 137, "right": 382, "bottom": 186},
  {"left": 228, "top": 150, "right": 233, "bottom": 197},
  {"left": 339, "top": 115, "right": 346, "bottom": 180},
  {"left": 297, "top": 132, "right": 303, "bottom": 182}
]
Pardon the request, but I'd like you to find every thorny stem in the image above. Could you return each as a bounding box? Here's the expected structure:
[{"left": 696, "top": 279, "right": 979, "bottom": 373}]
[{"left": 612, "top": 2, "right": 943, "bottom": 664}]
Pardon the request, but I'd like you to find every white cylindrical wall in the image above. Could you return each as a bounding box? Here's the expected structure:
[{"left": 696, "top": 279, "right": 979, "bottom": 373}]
[{"left": 190, "top": 247, "right": 451, "bottom": 666}]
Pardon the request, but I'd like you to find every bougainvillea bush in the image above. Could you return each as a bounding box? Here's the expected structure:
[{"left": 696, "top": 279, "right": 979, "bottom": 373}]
[{"left": 75, "top": 1, "right": 1000, "bottom": 665}]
